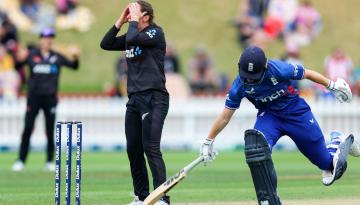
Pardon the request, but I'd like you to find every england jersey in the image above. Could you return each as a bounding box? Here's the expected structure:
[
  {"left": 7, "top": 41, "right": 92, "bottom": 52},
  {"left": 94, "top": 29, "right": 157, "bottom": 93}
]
[{"left": 225, "top": 59, "right": 306, "bottom": 111}]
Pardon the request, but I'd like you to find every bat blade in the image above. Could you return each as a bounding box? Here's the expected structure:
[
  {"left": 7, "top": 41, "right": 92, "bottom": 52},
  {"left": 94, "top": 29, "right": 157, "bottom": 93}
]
[
  {"left": 143, "top": 156, "right": 204, "bottom": 205},
  {"left": 143, "top": 169, "right": 186, "bottom": 205}
]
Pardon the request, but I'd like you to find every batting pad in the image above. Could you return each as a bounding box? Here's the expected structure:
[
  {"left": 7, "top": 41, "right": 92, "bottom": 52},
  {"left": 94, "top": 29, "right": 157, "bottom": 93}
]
[{"left": 245, "top": 129, "right": 282, "bottom": 205}]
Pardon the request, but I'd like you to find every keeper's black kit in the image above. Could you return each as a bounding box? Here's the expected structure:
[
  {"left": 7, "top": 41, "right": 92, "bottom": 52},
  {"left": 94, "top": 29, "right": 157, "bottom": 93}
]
[
  {"left": 101, "top": 21, "right": 169, "bottom": 203},
  {"left": 18, "top": 48, "right": 79, "bottom": 163}
]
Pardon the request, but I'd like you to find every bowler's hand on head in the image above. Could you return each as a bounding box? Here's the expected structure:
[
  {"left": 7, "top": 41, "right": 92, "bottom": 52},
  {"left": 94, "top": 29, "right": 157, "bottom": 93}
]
[
  {"left": 115, "top": 4, "right": 130, "bottom": 28},
  {"left": 129, "top": 2, "right": 147, "bottom": 22}
]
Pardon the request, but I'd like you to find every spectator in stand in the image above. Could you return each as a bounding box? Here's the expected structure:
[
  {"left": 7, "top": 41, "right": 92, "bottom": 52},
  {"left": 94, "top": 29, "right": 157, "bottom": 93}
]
[
  {"left": 236, "top": 0, "right": 298, "bottom": 48},
  {"left": 164, "top": 43, "right": 190, "bottom": 100},
  {"left": 0, "top": 0, "right": 31, "bottom": 32},
  {"left": 281, "top": 42, "right": 302, "bottom": 89},
  {"left": 0, "top": 12, "right": 18, "bottom": 47},
  {"left": 164, "top": 43, "right": 179, "bottom": 74},
  {"left": 114, "top": 55, "right": 127, "bottom": 97},
  {"left": 248, "top": 0, "right": 270, "bottom": 22},
  {"left": 0, "top": 46, "right": 20, "bottom": 100},
  {"left": 324, "top": 47, "right": 353, "bottom": 83},
  {"left": 234, "top": 15, "right": 260, "bottom": 48},
  {"left": 266, "top": 0, "right": 298, "bottom": 35},
  {"left": 0, "top": 12, "right": 19, "bottom": 65},
  {"left": 20, "top": 0, "right": 56, "bottom": 34},
  {"left": 189, "top": 46, "right": 217, "bottom": 96},
  {"left": 0, "top": 13, "right": 19, "bottom": 63},
  {"left": 233, "top": 0, "right": 263, "bottom": 48},
  {"left": 55, "top": 0, "right": 94, "bottom": 32},
  {"left": 0, "top": 13, "right": 27, "bottom": 93},
  {"left": 56, "top": 0, "right": 78, "bottom": 14},
  {"left": 20, "top": 0, "right": 39, "bottom": 21},
  {"left": 234, "top": 0, "right": 298, "bottom": 48},
  {"left": 218, "top": 73, "right": 229, "bottom": 95},
  {"left": 288, "top": 0, "right": 322, "bottom": 46},
  {"left": 282, "top": 42, "right": 303, "bottom": 66},
  {"left": 320, "top": 48, "right": 353, "bottom": 100},
  {"left": 281, "top": 42, "right": 315, "bottom": 99},
  {"left": 352, "top": 59, "right": 360, "bottom": 96}
]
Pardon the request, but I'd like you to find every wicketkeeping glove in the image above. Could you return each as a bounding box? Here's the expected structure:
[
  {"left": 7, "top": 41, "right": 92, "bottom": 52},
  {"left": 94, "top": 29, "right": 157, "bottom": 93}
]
[
  {"left": 327, "top": 78, "right": 352, "bottom": 103},
  {"left": 200, "top": 138, "right": 217, "bottom": 166}
]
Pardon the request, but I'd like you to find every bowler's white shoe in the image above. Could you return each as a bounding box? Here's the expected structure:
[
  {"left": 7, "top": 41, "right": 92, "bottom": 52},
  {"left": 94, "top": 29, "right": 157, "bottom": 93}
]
[
  {"left": 45, "top": 162, "right": 55, "bottom": 172},
  {"left": 127, "top": 196, "right": 143, "bottom": 205},
  {"left": 155, "top": 199, "right": 169, "bottom": 205},
  {"left": 12, "top": 161, "right": 25, "bottom": 172}
]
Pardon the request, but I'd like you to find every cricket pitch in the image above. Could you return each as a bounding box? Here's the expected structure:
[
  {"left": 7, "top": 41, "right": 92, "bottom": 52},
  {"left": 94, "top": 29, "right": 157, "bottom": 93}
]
[{"left": 175, "top": 198, "right": 360, "bottom": 205}]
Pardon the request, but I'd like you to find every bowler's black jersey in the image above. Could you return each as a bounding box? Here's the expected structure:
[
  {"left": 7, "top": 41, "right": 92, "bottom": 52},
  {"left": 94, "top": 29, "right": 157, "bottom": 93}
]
[
  {"left": 100, "top": 21, "right": 167, "bottom": 95},
  {"left": 23, "top": 49, "right": 79, "bottom": 96}
]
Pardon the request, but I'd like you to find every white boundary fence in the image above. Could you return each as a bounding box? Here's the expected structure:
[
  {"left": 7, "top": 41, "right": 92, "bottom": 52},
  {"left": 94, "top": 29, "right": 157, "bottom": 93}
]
[{"left": 0, "top": 97, "right": 359, "bottom": 151}]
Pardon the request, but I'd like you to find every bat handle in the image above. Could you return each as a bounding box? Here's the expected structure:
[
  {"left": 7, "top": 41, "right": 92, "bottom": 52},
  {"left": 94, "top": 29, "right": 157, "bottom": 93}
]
[{"left": 183, "top": 156, "right": 204, "bottom": 173}]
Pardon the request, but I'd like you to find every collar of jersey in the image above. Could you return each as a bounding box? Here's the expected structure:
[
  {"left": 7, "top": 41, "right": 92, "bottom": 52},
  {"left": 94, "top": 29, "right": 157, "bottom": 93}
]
[{"left": 35, "top": 49, "right": 55, "bottom": 58}]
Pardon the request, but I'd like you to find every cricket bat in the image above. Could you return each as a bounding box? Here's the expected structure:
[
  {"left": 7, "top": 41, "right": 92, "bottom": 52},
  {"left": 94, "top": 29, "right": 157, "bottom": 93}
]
[{"left": 143, "top": 156, "right": 204, "bottom": 205}]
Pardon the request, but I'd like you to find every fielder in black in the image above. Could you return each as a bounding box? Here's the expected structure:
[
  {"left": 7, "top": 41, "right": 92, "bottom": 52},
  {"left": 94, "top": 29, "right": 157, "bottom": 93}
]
[
  {"left": 12, "top": 28, "right": 80, "bottom": 172},
  {"left": 100, "top": 1, "right": 169, "bottom": 205}
]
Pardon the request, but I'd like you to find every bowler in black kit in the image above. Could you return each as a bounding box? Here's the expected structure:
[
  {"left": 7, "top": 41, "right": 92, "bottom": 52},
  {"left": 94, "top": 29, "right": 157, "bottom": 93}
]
[
  {"left": 12, "top": 28, "right": 80, "bottom": 172},
  {"left": 100, "top": 1, "right": 170, "bottom": 204}
]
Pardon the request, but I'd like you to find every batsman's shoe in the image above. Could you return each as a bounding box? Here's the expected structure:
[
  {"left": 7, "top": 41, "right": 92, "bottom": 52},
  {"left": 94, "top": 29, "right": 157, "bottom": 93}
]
[
  {"left": 322, "top": 132, "right": 341, "bottom": 185},
  {"left": 323, "top": 133, "right": 354, "bottom": 186},
  {"left": 45, "top": 162, "right": 55, "bottom": 172},
  {"left": 326, "top": 132, "right": 358, "bottom": 157},
  {"left": 326, "top": 131, "right": 342, "bottom": 156},
  {"left": 12, "top": 160, "right": 25, "bottom": 172},
  {"left": 127, "top": 196, "right": 143, "bottom": 205}
]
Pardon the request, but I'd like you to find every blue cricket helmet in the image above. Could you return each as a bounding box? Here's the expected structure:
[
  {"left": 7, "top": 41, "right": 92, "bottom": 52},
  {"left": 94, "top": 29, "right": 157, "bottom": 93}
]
[{"left": 238, "top": 46, "right": 267, "bottom": 80}]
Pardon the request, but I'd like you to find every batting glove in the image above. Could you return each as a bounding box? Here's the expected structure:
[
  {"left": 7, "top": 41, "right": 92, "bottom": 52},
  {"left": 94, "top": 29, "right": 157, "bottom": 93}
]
[
  {"left": 327, "top": 78, "right": 352, "bottom": 103},
  {"left": 200, "top": 138, "right": 217, "bottom": 166}
]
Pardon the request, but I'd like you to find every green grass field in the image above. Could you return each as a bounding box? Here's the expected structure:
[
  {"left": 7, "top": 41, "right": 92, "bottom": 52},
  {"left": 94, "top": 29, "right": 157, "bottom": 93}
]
[
  {"left": 1, "top": 151, "right": 359, "bottom": 204},
  {"left": 20, "top": 0, "right": 360, "bottom": 93}
]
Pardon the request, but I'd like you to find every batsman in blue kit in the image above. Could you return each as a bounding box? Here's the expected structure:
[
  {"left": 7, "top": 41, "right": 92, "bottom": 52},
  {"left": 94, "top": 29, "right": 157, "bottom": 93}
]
[{"left": 199, "top": 46, "right": 360, "bottom": 205}]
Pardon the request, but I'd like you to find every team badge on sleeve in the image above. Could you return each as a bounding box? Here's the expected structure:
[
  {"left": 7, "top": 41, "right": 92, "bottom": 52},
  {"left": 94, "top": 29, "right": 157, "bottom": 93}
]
[
  {"left": 146, "top": 29, "right": 157, "bottom": 38},
  {"left": 292, "top": 64, "right": 299, "bottom": 76},
  {"left": 290, "top": 63, "right": 305, "bottom": 80}
]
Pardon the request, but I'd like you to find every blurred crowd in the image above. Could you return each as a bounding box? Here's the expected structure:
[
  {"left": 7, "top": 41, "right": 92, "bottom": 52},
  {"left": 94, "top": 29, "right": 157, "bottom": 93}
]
[
  {"left": 1, "top": 0, "right": 359, "bottom": 101},
  {"left": 230, "top": 0, "right": 360, "bottom": 100},
  {"left": 0, "top": 0, "right": 93, "bottom": 101},
  {"left": 281, "top": 45, "right": 360, "bottom": 100},
  {"left": 109, "top": 0, "right": 360, "bottom": 100},
  {"left": 0, "top": 12, "right": 21, "bottom": 101},
  {"left": 234, "top": 0, "right": 322, "bottom": 49},
  {"left": 109, "top": 43, "right": 230, "bottom": 100},
  {"left": 0, "top": 0, "right": 94, "bottom": 33}
]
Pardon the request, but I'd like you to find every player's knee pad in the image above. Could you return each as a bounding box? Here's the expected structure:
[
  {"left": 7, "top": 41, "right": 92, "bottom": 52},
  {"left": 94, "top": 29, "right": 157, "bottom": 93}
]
[{"left": 244, "top": 129, "right": 281, "bottom": 205}]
